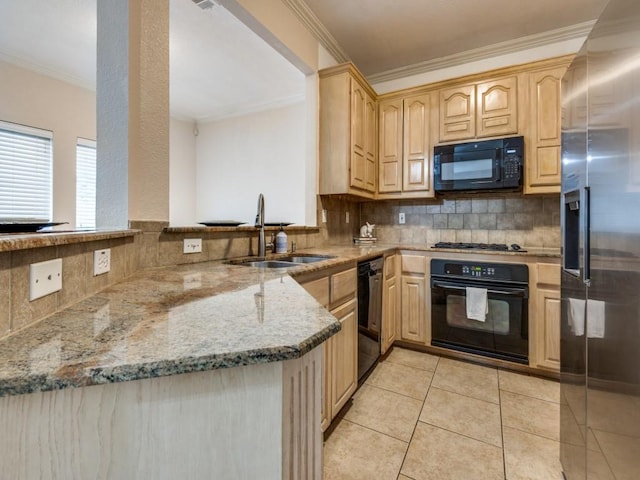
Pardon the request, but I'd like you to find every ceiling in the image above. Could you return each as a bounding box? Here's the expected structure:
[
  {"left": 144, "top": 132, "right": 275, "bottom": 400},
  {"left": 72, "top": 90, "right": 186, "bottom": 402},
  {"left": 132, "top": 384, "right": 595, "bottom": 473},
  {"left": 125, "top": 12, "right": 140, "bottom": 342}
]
[
  {"left": 0, "top": 0, "right": 610, "bottom": 121},
  {"left": 302, "top": 0, "right": 609, "bottom": 77},
  {"left": 0, "top": 0, "right": 305, "bottom": 122}
]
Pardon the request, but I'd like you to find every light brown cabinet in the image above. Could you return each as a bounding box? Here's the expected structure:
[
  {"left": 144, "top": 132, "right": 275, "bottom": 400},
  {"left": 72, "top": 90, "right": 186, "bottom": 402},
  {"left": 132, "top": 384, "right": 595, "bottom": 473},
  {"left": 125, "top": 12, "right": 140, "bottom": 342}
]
[
  {"left": 399, "top": 253, "right": 428, "bottom": 344},
  {"left": 319, "top": 64, "right": 377, "bottom": 199},
  {"left": 295, "top": 265, "right": 357, "bottom": 430},
  {"left": 378, "top": 93, "right": 433, "bottom": 198},
  {"left": 329, "top": 298, "right": 358, "bottom": 415},
  {"left": 533, "top": 263, "right": 561, "bottom": 371},
  {"left": 382, "top": 255, "right": 399, "bottom": 354},
  {"left": 525, "top": 65, "right": 567, "bottom": 194},
  {"left": 439, "top": 76, "right": 518, "bottom": 143}
]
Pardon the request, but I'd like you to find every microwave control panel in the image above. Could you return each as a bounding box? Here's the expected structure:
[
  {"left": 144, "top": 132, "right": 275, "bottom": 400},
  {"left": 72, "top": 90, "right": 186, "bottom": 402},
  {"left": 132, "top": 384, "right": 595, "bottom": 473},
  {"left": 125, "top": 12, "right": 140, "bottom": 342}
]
[{"left": 502, "top": 139, "right": 523, "bottom": 185}]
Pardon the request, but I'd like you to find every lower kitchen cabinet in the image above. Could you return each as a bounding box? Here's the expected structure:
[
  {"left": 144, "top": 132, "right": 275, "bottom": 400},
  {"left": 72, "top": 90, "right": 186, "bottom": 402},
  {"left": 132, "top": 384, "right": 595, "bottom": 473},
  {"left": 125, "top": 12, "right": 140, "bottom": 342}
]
[
  {"left": 329, "top": 298, "right": 358, "bottom": 415},
  {"left": 382, "top": 254, "right": 399, "bottom": 354},
  {"left": 296, "top": 265, "right": 357, "bottom": 430},
  {"left": 400, "top": 253, "right": 428, "bottom": 344},
  {"left": 533, "top": 263, "right": 561, "bottom": 371}
]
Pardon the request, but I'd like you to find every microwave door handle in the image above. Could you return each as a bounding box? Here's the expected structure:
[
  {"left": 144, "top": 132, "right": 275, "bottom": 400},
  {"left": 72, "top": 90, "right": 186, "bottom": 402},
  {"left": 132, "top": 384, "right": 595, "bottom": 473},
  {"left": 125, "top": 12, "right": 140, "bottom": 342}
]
[{"left": 431, "top": 281, "right": 526, "bottom": 297}]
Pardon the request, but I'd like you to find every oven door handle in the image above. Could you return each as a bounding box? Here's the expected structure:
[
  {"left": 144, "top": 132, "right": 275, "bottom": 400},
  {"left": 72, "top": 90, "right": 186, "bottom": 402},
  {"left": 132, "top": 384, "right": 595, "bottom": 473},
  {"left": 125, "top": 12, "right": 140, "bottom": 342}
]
[{"left": 431, "top": 281, "right": 528, "bottom": 298}]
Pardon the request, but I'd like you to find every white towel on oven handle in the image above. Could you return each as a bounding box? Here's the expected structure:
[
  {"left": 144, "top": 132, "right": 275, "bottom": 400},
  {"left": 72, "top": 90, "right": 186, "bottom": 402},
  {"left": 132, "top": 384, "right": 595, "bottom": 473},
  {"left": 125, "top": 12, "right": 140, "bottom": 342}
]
[{"left": 466, "top": 287, "right": 488, "bottom": 322}]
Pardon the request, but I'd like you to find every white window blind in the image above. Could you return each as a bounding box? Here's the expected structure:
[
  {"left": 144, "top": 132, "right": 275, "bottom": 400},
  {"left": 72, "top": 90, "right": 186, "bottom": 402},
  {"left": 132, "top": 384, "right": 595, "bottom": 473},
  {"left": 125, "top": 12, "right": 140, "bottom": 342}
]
[
  {"left": 76, "top": 138, "right": 96, "bottom": 229},
  {"left": 0, "top": 121, "right": 53, "bottom": 221}
]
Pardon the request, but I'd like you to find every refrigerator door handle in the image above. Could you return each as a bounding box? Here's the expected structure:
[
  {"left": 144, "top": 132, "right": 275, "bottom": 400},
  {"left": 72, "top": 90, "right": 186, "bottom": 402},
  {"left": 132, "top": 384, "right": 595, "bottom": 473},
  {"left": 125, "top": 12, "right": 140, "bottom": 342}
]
[{"left": 582, "top": 186, "right": 590, "bottom": 284}]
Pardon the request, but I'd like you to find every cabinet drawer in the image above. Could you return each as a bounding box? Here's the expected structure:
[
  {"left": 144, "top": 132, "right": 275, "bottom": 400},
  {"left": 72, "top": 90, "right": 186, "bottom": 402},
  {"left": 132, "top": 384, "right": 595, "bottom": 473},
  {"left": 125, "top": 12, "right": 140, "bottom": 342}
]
[
  {"left": 301, "top": 276, "right": 330, "bottom": 308},
  {"left": 537, "top": 263, "right": 560, "bottom": 287},
  {"left": 401, "top": 254, "right": 426, "bottom": 274},
  {"left": 330, "top": 267, "right": 357, "bottom": 307}
]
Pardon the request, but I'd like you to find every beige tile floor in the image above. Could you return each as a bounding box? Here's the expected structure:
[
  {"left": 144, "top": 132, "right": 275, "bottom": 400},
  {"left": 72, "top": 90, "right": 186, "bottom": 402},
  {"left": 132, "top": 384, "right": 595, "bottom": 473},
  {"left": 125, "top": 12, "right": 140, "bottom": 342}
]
[{"left": 323, "top": 347, "right": 562, "bottom": 480}]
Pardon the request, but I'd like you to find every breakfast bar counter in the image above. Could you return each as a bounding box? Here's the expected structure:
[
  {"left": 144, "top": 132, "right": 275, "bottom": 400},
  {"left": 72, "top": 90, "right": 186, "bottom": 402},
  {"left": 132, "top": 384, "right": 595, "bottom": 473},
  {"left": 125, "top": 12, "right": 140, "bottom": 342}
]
[{"left": 0, "top": 259, "right": 343, "bottom": 480}]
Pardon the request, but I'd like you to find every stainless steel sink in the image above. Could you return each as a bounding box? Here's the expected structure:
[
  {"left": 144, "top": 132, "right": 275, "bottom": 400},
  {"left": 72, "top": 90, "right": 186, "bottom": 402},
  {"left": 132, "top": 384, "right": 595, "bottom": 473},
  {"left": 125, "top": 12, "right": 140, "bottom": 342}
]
[
  {"left": 228, "top": 254, "right": 335, "bottom": 268},
  {"left": 276, "top": 255, "right": 335, "bottom": 264},
  {"left": 242, "top": 260, "right": 298, "bottom": 268}
]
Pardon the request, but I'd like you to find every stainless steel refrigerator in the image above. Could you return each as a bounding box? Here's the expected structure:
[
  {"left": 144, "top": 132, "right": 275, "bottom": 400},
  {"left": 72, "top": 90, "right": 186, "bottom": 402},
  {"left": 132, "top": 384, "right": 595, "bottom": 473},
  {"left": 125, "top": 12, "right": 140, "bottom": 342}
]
[{"left": 560, "top": 0, "right": 640, "bottom": 478}]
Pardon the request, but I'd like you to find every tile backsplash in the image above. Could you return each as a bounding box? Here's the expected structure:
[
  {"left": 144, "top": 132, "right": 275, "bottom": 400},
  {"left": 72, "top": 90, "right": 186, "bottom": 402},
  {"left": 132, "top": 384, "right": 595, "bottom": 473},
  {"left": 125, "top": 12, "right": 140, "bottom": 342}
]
[
  {"left": 360, "top": 194, "right": 561, "bottom": 248},
  {"left": 0, "top": 193, "right": 559, "bottom": 339}
]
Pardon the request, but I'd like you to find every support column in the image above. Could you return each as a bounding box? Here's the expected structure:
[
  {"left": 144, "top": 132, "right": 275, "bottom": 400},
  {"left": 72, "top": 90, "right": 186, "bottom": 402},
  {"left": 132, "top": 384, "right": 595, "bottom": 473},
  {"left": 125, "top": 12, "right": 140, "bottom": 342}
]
[{"left": 96, "top": 0, "right": 170, "bottom": 229}]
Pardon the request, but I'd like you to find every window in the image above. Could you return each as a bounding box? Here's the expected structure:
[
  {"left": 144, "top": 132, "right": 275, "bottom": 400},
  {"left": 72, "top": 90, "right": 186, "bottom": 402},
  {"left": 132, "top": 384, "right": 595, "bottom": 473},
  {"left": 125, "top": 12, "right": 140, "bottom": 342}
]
[
  {"left": 0, "top": 121, "right": 53, "bottom": 221},
  {"left": 76, "top": 138, "right": 96, "bottom": 229}
]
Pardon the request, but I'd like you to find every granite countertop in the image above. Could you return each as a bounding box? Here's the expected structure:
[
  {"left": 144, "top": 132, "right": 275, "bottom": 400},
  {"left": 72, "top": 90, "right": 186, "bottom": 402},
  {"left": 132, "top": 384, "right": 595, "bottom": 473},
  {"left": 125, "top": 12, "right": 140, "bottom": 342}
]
[
  {"left": 0, "top": 260, "right": 342, "bottom": 398},
  {"left": 0, "top": 229, "right": 139, "bottom": 252},
  {"left": 0, "top": 241, "right": 559, "bottom": 398}
]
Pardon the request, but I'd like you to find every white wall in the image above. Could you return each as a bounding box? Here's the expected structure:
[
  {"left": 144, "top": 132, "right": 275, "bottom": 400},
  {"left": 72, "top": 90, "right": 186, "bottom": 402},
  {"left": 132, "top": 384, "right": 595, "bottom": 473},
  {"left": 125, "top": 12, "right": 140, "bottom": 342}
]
[
  {"left": 0, "top": 60, "right": 96, "bottom": 229},
  {"left": 169, "top": 118, "right": 198, "bottom": 225},
  {"left": 195, "top": 102, "right": 307, "bottom": 225}
]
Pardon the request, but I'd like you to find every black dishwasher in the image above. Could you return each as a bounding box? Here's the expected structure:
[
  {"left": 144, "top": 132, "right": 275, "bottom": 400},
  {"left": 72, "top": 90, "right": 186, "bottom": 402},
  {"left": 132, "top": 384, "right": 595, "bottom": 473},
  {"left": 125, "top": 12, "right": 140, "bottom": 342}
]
[{"left": 357, "top": 257, "right": 384, "bottom": 381}]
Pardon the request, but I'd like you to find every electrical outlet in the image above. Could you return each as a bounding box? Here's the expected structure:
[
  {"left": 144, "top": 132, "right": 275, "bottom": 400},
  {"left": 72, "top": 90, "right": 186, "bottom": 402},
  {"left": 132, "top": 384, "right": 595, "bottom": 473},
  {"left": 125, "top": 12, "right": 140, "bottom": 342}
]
[
  {"left": 399, "top": 212, "right": 406, "bottom": 224},
  {"left": 321, "top": 209, "right": 327, "bottom": 223},
  {"left": 29, "top": 258, "right": 62, "bottom": 301},
  {"left": 345, "top": 211, "right": 350, "bottom": 223},
  {"left": 183, "top": 238, "right": 202, "bottom": 254},
  {"left": 93, "top": 249, "right": 111, "bottom": 276}
]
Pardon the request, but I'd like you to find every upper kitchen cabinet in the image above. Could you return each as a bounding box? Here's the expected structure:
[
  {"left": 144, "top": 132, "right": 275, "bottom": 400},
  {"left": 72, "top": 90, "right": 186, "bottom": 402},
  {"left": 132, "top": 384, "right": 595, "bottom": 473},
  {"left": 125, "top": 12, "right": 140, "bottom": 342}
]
[
  {"left": 439, "top": 76, "right": 518, "bottom": 143},
  {"left": 319, "top": 64, "right": 377, "bottom": 199},
  {"left": 524, "top": 62, "right": 569, "bottom": 194},
  {"left": 378, "top": 93, "right": 434, "bottom": 199}
]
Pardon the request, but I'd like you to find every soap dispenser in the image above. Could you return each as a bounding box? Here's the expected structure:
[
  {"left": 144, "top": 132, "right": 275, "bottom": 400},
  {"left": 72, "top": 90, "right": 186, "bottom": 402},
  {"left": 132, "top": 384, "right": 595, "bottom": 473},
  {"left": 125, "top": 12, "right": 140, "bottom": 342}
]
[{"left": 275, "top": 225, "right": 288, "bottom": 253}]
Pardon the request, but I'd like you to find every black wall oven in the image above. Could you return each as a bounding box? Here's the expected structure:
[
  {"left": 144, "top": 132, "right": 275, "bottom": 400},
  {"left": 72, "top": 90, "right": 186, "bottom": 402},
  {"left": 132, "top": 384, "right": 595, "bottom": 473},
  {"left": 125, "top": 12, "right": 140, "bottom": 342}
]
[{"left": 431, "top": 259, "right": 529, "bottom": 364}]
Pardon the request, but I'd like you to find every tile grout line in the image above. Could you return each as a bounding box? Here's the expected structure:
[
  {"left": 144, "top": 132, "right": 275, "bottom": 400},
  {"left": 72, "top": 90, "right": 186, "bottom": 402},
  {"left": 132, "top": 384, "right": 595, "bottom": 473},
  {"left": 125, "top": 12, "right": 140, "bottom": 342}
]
[
  {"left": 358, "top": 381, "right": 433, "bottom": 403},
  {"left": 499, "top": 384, "right": 561, "bottom": 405},
  {"left": 335, "top": 417, "right": 410, "bottom": 446},
  {"left": 395, "top": 356, "right": 441, "bottom": 479},
  {"left": 429, "top": 383, "right": 501, "bottom": 406},
  {"left": 498, "top": 372, "right": 508, "bottom": 480},
  {"left": 415, "top": 418, "right": 504, "bottom": 450}
]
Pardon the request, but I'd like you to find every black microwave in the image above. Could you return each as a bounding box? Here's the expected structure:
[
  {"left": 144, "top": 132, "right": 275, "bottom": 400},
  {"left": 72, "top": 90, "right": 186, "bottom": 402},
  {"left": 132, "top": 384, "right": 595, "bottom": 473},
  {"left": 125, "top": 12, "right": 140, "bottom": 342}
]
[{"left": 433, "top": 136, "right": 524, "bottom": 192}]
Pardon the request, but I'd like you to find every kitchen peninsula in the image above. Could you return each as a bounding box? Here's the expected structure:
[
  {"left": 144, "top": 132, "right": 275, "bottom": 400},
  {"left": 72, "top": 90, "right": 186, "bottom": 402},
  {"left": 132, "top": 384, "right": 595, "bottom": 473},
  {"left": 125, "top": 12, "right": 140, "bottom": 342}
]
[{"left": 0, "top": 254, "right": 341, "bottom": 479}]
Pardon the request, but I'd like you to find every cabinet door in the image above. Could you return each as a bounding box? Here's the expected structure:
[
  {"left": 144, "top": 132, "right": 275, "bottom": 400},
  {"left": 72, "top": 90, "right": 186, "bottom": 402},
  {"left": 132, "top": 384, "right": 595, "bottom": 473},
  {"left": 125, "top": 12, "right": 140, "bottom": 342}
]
[
  {"left": 382, "top": 275, "right": 398, "bottom": 354},
  {"left": 476, "top": 76, "right": 518, "bottom": 138},
  {"left": 364, "top": 93, "right": 377, "bottom": 193},
  {"left": 401, "top": 274, "right": 426, "bottom": 343},
  {"left": 439, "top": 84, "right": 475, "bottom": 142},
  {"left": 378, "top": 99, "right": 403, "bottom": 193},
  {"left": 403, "top": 93, "right": 431, "bottom": 192},
  {"left": 330, "top": 298, "right": 358, "bottom": 417},
  {"left": 535, "top": 288, "right": 561, "bottom": 370},
  {"left": 526, "top": 66, "right": 566, "bottom": 193},
  {"left": 382, "top": 255, "right": 398, "bottom": 353},
  {"left": 350, "top": 80, "right": 367, "bottom": 191},
  {"left": 400, "top": 254, "right": 427, "bottom": 344}
]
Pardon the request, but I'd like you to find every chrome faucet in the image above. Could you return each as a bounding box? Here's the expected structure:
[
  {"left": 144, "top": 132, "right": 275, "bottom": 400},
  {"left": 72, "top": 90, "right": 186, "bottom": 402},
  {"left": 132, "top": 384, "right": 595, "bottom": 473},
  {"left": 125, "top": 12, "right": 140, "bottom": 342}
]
[{"left": 255, "top": 193, "right": 274, "bottom": 256}]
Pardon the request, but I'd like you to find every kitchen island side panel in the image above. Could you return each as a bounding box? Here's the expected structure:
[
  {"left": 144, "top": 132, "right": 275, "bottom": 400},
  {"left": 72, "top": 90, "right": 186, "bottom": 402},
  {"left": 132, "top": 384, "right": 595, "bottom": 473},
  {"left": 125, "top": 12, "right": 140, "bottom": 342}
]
[{"left": 0, "top": 361, "right": 286, "bottom": 479}]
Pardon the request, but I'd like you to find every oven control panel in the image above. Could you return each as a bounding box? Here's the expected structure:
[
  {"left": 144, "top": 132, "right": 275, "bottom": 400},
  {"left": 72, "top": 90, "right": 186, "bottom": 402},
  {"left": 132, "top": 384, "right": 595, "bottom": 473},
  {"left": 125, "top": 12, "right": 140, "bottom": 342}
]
[
  {"left": 461, "top": 265, "right": 497, "bottom": 278},
  {"left": 444, "top": 263, "right": 509, "bottom": 280},
  {"left": 431, "top": 259, "right": 529, "bottom": 283}
]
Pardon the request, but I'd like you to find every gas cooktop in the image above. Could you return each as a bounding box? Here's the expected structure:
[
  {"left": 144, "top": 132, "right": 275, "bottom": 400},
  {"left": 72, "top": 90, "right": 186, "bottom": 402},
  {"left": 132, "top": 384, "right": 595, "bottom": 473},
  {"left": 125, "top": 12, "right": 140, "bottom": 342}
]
[{"left": 432, "top": 242, "right": 526, "bottom": 252}]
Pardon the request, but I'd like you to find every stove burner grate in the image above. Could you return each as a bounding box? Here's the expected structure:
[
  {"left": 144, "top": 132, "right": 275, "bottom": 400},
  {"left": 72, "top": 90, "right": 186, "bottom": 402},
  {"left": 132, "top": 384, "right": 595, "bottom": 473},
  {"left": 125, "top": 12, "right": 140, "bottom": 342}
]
[{"left": 432, "top": 242, "right": 510, "bottom": 251}]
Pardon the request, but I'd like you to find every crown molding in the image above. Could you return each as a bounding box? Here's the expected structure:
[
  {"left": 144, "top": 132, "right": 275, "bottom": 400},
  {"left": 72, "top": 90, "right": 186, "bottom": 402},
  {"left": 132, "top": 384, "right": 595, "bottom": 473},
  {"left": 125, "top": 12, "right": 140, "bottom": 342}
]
[
  {"left": 281, "top": 0, "right": 350, "bottom": 64},
  {"left": 367, "top": 20, "right": 596, "bottom": 84},
  {"left": 192, "top": 92, "right": 305, "bottom": 124},
  {"left": 0, "top": 51, "right": 95, "bottom": 92}
]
